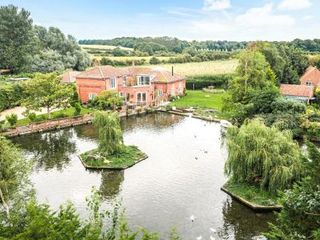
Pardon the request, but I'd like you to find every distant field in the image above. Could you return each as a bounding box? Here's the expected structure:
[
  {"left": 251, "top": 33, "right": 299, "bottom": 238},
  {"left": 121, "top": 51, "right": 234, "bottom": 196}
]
[
  {"left": 159, "top": 60, "right": 238, "bottom": 76},
  {"left": 80, "top": 44, "right": 133, "bottom": 51},
  {"left": 108, "top": 56, "right": 172, "bottom": 61}
]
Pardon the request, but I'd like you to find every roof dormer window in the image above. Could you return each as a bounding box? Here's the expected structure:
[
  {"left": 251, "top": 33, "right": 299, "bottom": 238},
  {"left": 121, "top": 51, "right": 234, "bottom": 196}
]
[{"left": 137, "top": 75, "right": 150, "bottom": 86}]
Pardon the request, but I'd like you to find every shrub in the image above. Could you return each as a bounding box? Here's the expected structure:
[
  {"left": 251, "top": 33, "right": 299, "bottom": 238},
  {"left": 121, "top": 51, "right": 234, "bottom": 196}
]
[
  {"left": 27, "top": 112, "right": 37, "bottom": 122},
  {"left": 73, "top": 102, "right": 82, "bottom": 116},
  {"left": 149, "top": 57, "right": 161, "bottom": 65},
  {"left": 5, "top": 114, "right": 18, "bottom": 127}
]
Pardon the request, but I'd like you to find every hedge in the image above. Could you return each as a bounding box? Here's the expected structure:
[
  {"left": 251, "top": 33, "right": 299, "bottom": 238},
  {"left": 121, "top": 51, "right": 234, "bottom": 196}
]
[{"left": 186, "top": 74, "right": 234, "bottom": 90}]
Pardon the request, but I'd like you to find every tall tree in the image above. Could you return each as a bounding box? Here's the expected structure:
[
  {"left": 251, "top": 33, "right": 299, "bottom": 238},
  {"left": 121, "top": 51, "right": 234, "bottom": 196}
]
[
  {"left": 228, "top": 50, "right": 276, "bottom": 104},
  {"left": 23, "top": 73, "right": 74, "bottom": 118},
  {"left": 0, "top": 5, "right": 36, "bottom": 72},
  {"left": 225, "top": 119, "right": 302, "bottom": 192},
  {"left": 93, "top": 111, "right": 124, "bottom": 155}
]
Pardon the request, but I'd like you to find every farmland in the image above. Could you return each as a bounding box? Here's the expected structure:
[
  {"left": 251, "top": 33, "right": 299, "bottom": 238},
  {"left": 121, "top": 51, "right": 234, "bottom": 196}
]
[{"left": 159, "top": 59, "right": 238, "bottom": 76}]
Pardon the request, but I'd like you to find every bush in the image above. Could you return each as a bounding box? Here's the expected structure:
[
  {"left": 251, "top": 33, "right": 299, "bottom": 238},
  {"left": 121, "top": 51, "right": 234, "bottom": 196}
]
[
  {"left": 27, "top": 112, "right": 37, "bottom": 122},
  {"left": 34, "top": 114, "right": 48, "bottom": 122},
  {"left": 73, "top": 102, "right": 82, "bottom": 116},
  {"left": 149, "top": 57, "right": 161, "bottom": 65},
  {"left": 5, "top": 113, "right": 18, "bottom": 127}
]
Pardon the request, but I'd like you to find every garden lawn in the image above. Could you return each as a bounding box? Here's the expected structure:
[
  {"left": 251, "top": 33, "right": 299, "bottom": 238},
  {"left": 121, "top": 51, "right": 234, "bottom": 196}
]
[
  {"left": 171, "top": 90, "right": 225, "bottom": 110},
  {"left": 80, "top": 145, "right": 147, "bottom": 169},
  {"left": 224, "top": 181, "right": 280, "bottom": 206}
]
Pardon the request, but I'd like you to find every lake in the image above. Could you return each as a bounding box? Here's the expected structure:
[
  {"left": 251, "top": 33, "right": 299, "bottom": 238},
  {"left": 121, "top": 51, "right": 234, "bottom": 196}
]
[{"left": 12, "top": 113, "right": 275, "bottom": 240}]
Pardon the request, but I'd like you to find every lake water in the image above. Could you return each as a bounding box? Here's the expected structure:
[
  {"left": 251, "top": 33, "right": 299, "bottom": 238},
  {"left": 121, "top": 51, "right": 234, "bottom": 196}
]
[{"left": 12, "top": 113, "right": 275, "bottom": 240}]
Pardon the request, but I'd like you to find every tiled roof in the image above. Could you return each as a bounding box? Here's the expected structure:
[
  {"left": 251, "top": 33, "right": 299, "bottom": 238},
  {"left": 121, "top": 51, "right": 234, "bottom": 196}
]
[
  {"left": 76, "top": 65, "right": 185, "bottom": 82},
  {"left": 61, "top": 70, "right": 81, "bottom": 83},
  {"left": 280, "top": 84, "right": 314, "bottom": 99},
  {"left": 122, "top": 66, "right": 185, "bottom": 83},
  {"left": 300, "top": 66, "right": 320, "bottom": 86},
  {"left": 76, "top": 66, "right": 123, "bottom": 79}
]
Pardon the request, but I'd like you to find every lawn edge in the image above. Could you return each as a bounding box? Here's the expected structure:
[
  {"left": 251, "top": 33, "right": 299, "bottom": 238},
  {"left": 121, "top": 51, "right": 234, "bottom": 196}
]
[{"left": 221, "top": 185, "right": 282, "bottom": 213}]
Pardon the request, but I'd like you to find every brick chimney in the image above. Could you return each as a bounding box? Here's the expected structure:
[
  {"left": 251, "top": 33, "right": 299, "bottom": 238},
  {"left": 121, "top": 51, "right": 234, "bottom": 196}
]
[{"left": 172, "top": 66, "right": 174, "bottom": 76}]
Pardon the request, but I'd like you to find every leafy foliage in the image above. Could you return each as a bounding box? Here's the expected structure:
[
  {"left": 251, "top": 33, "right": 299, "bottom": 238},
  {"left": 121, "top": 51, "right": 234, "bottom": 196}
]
[
  {"left": 0, "top": 5, "right": 91, "bottom": 73},
  {"left": 23, "top": 73, "right": 75, "bottom": 117},
  {"left": 89, "top": 90, "right": 124, "bottom": 110},
  {"left": 0, "top": 137, "right": 32, "bottom": 218},
  {"left": 266, "top": 143, "right": 320, "bottom": 240},
  {"left": 225, "top": 119, "right": 302, "bottom": 193},
  {"left": 0, "top": 5, "right": 36, "bottom": 72},
  {"left": 93, "top": 111, "right": 124, "bottom": 155}
]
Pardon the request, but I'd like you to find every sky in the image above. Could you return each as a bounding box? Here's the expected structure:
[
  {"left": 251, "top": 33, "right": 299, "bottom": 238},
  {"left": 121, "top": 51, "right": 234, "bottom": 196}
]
[{"left": 1, "top": 0, "right": 320, "bottom": 41}]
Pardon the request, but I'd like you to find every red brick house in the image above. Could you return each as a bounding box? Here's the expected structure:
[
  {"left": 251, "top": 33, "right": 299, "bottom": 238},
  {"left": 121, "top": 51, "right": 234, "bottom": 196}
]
[
  {"left": 76, "top": 65, "right": 186, "bottom": 106},
  {"left": 300, "top": 66, "right": 320, "bottom": 87},
  {"left": 280, "top": 66, "right": 319, "bottom": 103}
]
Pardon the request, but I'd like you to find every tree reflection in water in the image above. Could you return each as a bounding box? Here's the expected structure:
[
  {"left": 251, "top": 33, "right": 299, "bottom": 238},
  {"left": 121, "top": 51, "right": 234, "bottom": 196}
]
[
  {"left": 99, "top": 170, "right": 124, "bottom": 200},
  {"left": 217, "top": 198, "right": 275, "bottom": 240},
  {"left": 12, "top": 129, "right": 77, "bottom": 171},
  {"left": 121, "top": 113, "right": 184, "bottom": 132}
]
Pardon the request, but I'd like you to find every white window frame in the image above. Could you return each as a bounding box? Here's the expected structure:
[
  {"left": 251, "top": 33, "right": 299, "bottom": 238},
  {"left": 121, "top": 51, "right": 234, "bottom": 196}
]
[
  {"left": 137, "top": 92, "right": 147, "bottom": 103},
  {"left": 137, "top": 75, "right": 151, "bottom": 86},
  {"left": 110, "top": 77, "right": 116, "bottom": 88},
  {"left": 89, "top": 93, "right": 97, "bottom": 100}
]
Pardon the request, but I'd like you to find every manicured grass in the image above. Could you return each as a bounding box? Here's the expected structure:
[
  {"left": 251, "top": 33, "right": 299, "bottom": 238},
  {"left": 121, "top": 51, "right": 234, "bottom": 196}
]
[
  {"left": 159, "top": 59, "right": 238, "bottom": 76},
  {"left": 224, "top": 181, "right": 280, "bottom": 206},
  {"left": 80, "top": 145, "right": 147, "bottom": 169},
  {"left": 171, "top": 90, "right": 226, "bottom": 110}
]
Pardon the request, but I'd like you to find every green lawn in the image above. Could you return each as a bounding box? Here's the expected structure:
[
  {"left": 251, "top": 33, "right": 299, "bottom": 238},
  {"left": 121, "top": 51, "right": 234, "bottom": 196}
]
[
  {"left": 171, "top": 90, "right": 226, "bottom": 110},
  {"left": 224, "top": 181, "right": 280, "bottom": 206}
]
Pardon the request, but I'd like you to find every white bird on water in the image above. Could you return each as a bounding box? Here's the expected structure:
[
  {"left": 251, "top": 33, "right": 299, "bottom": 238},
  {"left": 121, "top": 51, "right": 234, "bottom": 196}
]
[
  {"left": 190, "top": 215, "right": 196, "bottom": 222},
  {"left": 210, "top": 228, "right": 217, "bottom": 233}
]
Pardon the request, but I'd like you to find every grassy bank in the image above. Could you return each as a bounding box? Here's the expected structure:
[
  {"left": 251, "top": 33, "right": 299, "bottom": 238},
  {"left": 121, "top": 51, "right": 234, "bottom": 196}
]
[
  {"left": 80, "top": 145, "right": 147, "bottom": 169},
  {"left": 224, "top": 181, "right": 280, "bottom": 206},
  {"left": 2, "top": 107, "right": 94, "bottom": 129}
]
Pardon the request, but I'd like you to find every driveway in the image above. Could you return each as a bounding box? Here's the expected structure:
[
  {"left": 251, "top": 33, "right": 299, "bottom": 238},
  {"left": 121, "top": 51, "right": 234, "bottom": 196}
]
[{"left": 0, "top": 106, "right": 49, "bottom": 121}]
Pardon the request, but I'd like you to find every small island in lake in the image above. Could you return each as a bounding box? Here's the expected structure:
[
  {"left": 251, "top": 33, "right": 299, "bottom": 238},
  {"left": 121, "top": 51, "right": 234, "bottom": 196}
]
[{"left": 80, "top": 111, "right": 147, "bottom": 170}]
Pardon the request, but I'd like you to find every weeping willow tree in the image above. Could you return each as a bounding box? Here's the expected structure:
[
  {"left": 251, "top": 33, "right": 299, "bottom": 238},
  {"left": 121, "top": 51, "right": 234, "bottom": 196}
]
[
  {"left": 225, "top": 118, "right": 302, "bottom": 193},
  {"left": 93, "top": 111, "right": 123, "bottom": 155},
  {"left": 0, "top": 137, "right": 31, "bottom": 218}
]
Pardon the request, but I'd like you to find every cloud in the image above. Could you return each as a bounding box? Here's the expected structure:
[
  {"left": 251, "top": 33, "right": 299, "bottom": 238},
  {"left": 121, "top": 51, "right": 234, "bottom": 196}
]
[
  {"left": 203, "top": 0, "right": 231, "bottom": 11},
  {"left": 236, "top": 3, "right": 295, "bottom": 27},
  {"left": 278, "top": 0, "right": 312, "bottom": 10}
]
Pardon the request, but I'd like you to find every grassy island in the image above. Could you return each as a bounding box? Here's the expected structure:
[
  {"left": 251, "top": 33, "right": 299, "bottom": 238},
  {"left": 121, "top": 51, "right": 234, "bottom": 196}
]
[
  {"left": 223, "top": 181, "right": 280, "bottom": 208},
  {"left": 80, "top": 111, "right": 147, "bottom": 170},
  {"left": 80, "top": 145, "right": 147, "bottom": 169}
]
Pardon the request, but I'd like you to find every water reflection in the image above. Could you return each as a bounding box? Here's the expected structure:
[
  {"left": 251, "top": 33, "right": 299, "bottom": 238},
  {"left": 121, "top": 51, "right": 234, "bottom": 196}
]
[
  {"left": 99, "top": 170, "right": 124, "bottom": 200},
  {"left": 218, "top": 199, "right": 275, "bottom": 240},
  {"left": 12, "top": 129, "right": 77, "bottom": 171},
  {"left": 121, "top": 113, "right": 183, "bottom": 131}
]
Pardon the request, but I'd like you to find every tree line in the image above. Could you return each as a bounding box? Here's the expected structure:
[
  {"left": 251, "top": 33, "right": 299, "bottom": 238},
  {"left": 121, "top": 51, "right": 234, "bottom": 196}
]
[
  {"left": 79, "top": 37, "right": 320, "bottom": 55},
  {"left": 0, "top": 5, "right": 91, "bottom": 73}
]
